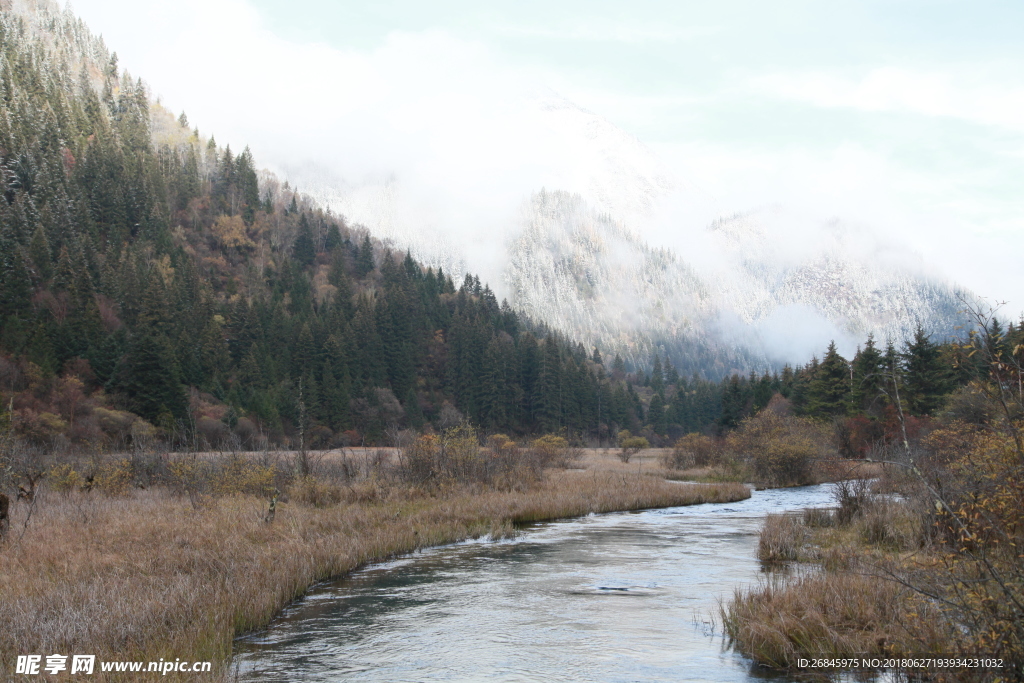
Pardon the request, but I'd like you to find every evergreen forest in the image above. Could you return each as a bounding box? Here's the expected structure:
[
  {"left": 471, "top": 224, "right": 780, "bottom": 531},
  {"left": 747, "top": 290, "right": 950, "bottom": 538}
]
[{"left": 1, "top": 8, "right": 1021, "bottom": 450}]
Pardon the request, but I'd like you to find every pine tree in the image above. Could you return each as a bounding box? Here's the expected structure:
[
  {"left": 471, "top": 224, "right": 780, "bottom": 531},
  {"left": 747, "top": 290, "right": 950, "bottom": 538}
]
[
  {"left": 109, "top": 330, "right": 186, "bottom": 421},
  {"left": 293, "top": 213, "right": 316, "bottom": 267},
  {"left": 648, "top": 393, "right": 667, "bottom": 435},
  {"left": 901, "top": 326, "right": 951, "bottom": 415},
  {"left": 355, "top": 235, "right": 374, "bottom": 277},
  {"left": 850, "top": 334, "right": 885, "bottom": 415},
  {"left": 650, "top": 354, "right": 664, "bottom": 395},
  {"left": 805, "top": 342, "right": 850, "bottom": 417},
  {"left": 719, "top": 375, "right": 745, "bottom": 428}
]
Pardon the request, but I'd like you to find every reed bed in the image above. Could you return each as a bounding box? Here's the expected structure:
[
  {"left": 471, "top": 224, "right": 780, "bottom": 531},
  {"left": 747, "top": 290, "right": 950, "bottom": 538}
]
[
  {"left": 756, "top": 513, "right": 808, "bottom": 563},
  {"left": 723, "top": 571, "right": 951, "bottom": 669},
  {"left": 726, "top": 492, "right": 954, "bottom": 673},
  {"left": 0, "top": 470, "right": 748, "bottom": 679}
]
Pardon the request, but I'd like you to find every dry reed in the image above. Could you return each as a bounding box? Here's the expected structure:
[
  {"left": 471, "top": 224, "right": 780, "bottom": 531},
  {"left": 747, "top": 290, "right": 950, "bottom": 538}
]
[
  {"left": 756, "top": 513, "right": 808, "bottom": 563},
  {"left": 723, "top": 571, "right": 952, "bottom": 669}
]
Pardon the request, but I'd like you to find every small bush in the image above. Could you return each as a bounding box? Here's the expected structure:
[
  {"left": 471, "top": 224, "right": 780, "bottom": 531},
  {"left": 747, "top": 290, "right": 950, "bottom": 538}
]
[
  {"left": 857, "top": 501, "right": 919, "bottom": 551},
  {"left": 617, "top": 430, "right": 648, "bottom": 463},
  {"left": 833, "top": 478, "right": 871, "bottom": 525},
  {"left": 728, "top": 411, "right": 832, "bottom": 487},
  {"left": 48, "top": 463, "right": 83, "bottom": 495},
  {"left": 664, "top": 433, "right": 724, "bottom": 469},
  {"left": 212, "top": 455, "right": 276, "bottom": 497},
  {"left": 95, "top": 458, "right": 132, "bottom": 495},
  {"left": 758, "top": 513, "right": 807, "bottom": 563},
  {"left": 530, "top": 434, "right": 567, "bottom": 467}
]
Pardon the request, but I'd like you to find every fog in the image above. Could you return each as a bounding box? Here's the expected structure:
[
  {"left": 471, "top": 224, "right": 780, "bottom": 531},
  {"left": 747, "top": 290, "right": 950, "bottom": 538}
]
[{"left": 68, "top": 0, "right": 1024, "bottom": 327}]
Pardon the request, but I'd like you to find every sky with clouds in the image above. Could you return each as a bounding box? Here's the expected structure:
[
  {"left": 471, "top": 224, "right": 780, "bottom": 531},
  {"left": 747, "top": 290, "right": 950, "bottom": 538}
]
[{"left": 70, "top": 0, "right": 1024, "bottom": 313}]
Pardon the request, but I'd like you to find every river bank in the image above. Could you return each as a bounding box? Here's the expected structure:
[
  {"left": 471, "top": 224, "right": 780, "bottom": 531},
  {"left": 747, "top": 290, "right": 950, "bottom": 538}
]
[
  {"left": 0, "top": 457, "right": 748, "bottom": 680},
  {"left": 723, "top": 464, "right": 1022, "bottom": 681}
]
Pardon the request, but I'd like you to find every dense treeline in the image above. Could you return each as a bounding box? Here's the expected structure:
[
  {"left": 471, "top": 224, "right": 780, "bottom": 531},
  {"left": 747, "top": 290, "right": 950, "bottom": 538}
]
[
  {"left": 0, "top": 9, "right": 669, "bottom": 447},
  {"left": 1, "top": 7, "right": 1019, "bottom": 451}
]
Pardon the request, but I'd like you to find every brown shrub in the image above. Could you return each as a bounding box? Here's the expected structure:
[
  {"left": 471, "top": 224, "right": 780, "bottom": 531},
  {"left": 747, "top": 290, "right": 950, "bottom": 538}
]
[
  {"left": 728, "top": 411, "right": 833, "bottom": 487},
  {"left": 288, "top": 476, "right": 343, "bottom": 508},
  {"left": 665, "top": 433, "right": 723, "bottom": 469}
]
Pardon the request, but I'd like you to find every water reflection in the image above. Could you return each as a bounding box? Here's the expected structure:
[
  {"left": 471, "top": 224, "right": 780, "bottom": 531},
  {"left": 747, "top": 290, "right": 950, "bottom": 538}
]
[{"left": 235, "top": 484, "right": 838, "bottom": 682}]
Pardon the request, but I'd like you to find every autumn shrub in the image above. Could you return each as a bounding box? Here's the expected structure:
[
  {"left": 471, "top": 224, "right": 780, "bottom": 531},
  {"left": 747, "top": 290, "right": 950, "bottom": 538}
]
[
  {"left": 486, "top": 434, "right": 535, "bottom": 488},
  {"left": 724, "top": 572, "right": 953, "bottom": 670},
  {"left": 14, "top": 410, "right": 67, "bottom": 445},
  {"left": 616, "top": 430, "right": 649, "bottom": 463},
  {"left": 664, "top": 433, "right": 724, "bottom": 469},
  {"left": 530, "top": 434, "right": 567, "bottom": 467},
  {"left": 529, "top": 434, "right": 581, "bottom": 469},
  {"left": 728, "top": 411, "right": 833, "bottom": 487},
  {"left": 288, "top": 476, "right": 344, "bottom": 508},
  {"left": 400, "top": 427, "right": 488, "bottom": 485},
  {"left": 857, "top": 500, "right": 919, "bottom": 551},
  {"left": 801, "top": 507, "right": 834, "bottom": 528},
  {"left": 211, "top": 454, "right": 277, "bottom": 497},
  {"left": 919, "top": 424, "right": 1024, "bottom": 658},
  {"left": 832, "top": 477, "right": 871, "bottom": 525},
  {"left": 94, "top": 457, "right": 133, "bottom": 495},
  {"left": 48, "top": 463, "right": 83, "bottom": 496}
]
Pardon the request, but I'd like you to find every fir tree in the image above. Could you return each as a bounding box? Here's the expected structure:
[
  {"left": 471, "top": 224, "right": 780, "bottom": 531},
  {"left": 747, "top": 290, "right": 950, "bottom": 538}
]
[
  {"left": 292, "top": 213, "right": 316, "bottom": 267},
  {"left": 901, "top": 326, "right": 951, "bottom": 415},
  {"left": 850, "top": 334, "right": 885, "bottom": 415},
  {"left": 805, "top": 342, "right": 850, "bottom": 417}
]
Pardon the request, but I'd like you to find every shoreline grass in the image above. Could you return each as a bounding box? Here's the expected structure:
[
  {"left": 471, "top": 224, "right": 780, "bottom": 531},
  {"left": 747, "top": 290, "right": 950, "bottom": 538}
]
[
  {"left": 0, "top": 467, "right": 748, "bottom": 680},
  {"left": 723, "top": 487, "right": 959, "bottom": 673}
]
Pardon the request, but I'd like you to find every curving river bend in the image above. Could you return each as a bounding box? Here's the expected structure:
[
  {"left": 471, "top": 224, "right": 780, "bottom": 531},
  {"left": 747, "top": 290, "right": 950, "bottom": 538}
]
[{"left": 234, "top": 483, "right": 837, "bottom": 682}]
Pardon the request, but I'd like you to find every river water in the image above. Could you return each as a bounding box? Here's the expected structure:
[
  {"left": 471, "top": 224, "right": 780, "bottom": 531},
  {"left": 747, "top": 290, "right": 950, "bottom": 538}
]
[{"left": 234, "top": 483, "right": 837, "bottom": 682}]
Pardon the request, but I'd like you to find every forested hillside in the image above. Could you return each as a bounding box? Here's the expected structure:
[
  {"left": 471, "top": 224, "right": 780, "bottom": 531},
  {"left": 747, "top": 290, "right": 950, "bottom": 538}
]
[
  {"left": 0, "top": 5, "right": 673, "bottom": 448},
  {"left": 0, "top": 5, "right": 1018, "bottom": 451}
]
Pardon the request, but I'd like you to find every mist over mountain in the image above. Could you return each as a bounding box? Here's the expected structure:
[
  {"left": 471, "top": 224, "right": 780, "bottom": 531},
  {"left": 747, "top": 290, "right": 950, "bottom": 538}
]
[
  {"left": 288, "top": 99, "right": 969, "bottom": 376},
  {"left": 2, "top": 0, "right": 971, "bottom": 382}
]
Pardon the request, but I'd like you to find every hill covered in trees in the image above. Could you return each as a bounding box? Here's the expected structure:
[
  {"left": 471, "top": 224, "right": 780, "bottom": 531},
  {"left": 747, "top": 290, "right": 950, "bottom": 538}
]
[
  {"left": 0, "top": 3, "right": 1017, "bottom": 451},
  {"left": 0, "top": 3, "right": 671, "bottom": 448}
]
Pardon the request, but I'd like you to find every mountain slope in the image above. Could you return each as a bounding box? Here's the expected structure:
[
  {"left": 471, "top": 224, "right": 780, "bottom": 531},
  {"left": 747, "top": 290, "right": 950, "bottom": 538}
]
[{"left": 0, "top": 1, "right": 658, "bottom": 446}]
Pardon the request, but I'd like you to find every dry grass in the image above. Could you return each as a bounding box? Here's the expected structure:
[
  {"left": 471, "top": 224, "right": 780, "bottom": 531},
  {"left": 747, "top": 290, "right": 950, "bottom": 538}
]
[
  {"left": 757, "top": 513, "right": 807, "bottom": 563},
  {"left": 723, "top": 571, "right": 953, "bottom": 669},
  {"left": 727, "top": 490, "right": 950, "bottom": 672},
  {"left": 0, "top": 467, "right": 748, "bottom": 680}
]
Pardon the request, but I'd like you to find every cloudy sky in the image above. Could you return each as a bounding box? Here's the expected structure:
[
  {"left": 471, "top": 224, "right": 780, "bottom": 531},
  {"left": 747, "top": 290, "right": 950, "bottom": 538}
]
[{"left": 71, "top": 0, "right": 1024, "bottom": 312}]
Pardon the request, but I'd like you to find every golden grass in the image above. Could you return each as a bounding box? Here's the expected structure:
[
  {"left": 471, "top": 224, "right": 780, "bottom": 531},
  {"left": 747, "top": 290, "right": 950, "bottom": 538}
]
[
  {"left": 0, "top": 468, "right": 748, "bottom": 680},
  {"left": 726, "top": 496, "right": 951, "bottom": 671},
  {"left": 756, "top": 513, "right": 807, "bottom": 563},
  {"left": 723, "top": 571, "right": 952, "bottom": 669}
]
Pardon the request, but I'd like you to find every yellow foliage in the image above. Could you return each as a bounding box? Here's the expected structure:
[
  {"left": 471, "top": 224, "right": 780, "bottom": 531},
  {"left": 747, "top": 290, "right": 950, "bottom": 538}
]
[
  {"left": 95, "top": 458, "right": 132, "bottom": 495},
  {"left": 530, "top": 434, "right": 567, "bottom": 466},
  {"left": 92, "top": 407, "right": 138, "bottom": 438},
  {"left": 212, "top": 456, "right": 276, "bottom": 497},
  {"left": 668, "top": 433, "right": 722, "bottom": 468},
  {"left": 48, "top": 463, "right": 82, "bottom": 495},
  {"left": 211, "top": 214, "right": 255, "bottom": 250},
  {"left": 727, "top": 411, "right": 830, "bottom": 486},
  {"left": 16, "top": 409, "right": 68, "bottom": 443},
  {"left": 153, "top": 254, "right": 175, "bottom": 287}
]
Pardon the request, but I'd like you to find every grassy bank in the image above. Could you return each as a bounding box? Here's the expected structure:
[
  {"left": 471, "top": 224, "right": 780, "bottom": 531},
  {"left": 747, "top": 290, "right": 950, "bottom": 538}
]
[
  {"left": 723, "top": 494, "right": 956, "bottom": 669},
  {"left": 723, "top": 450, "right": 1024, "bottom": 680},
  {"left": 0, "top": 461, "right": 748, "bottom": 679}
]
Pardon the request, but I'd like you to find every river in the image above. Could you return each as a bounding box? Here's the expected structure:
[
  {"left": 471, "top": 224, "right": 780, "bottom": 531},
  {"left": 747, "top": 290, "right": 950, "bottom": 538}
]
[{"left": 233, "top": 483, "right": 838, "bottom": 682}]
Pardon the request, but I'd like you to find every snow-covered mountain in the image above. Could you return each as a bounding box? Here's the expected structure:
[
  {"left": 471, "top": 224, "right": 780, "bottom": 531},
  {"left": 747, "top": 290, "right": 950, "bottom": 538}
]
[
  {"left": 503, "top": 190, "right": 965, "bottom": 374},
  {"left": 282, "top": 98, "right": 969, "bottom": 377}
]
